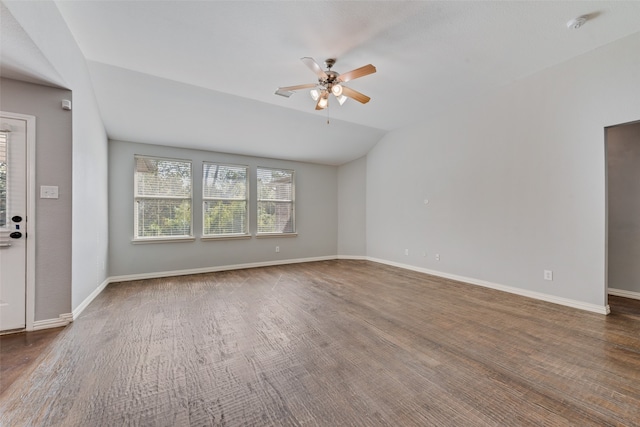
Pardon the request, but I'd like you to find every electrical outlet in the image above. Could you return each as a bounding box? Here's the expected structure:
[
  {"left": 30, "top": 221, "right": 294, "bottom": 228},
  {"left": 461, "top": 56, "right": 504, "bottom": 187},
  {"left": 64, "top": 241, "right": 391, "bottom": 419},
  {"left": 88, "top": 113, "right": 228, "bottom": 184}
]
[
  {"left": 275, "top": 246, "right": 280, "bottom": 253},
  {"left": 544, "top": 270, "right": 553, "bottom": 281},
  {"left": 404, "top": 249, "right": 409, "bottom": 256},
  {"left": 435, "top": 253, "right": 440, "bottom": 261}
]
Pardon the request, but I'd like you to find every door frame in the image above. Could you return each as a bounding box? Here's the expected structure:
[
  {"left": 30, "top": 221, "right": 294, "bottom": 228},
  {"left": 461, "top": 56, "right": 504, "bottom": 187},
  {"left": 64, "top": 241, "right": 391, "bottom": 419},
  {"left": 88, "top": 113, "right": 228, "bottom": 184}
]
[
  {"left": 1, "top": 111, "right": 36, "bottom": 331},
  {"left": 605, "top": 119, "right": 640, "bottom": 305}
]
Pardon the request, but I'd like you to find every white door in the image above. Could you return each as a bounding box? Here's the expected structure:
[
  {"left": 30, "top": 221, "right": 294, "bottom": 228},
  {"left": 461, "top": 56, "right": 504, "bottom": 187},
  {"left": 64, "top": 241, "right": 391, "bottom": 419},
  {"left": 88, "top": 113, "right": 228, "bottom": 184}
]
[{"left": 0, "top": 117, "right": 27, "bottom": 331}]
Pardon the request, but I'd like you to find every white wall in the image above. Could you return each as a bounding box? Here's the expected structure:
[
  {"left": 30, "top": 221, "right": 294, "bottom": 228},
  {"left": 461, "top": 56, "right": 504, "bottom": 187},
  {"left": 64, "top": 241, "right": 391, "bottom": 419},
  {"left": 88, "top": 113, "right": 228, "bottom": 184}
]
[
  {"left": 366, "top": 31, "right": 640, "bottom": 309},
  {"left": 109, "top": 140, "right": 338, "bottom": 277},
  {"left": 607, "top": 121, "right": 640, "bottom": 294},
  {"left": 5, "top": 1, "right": 109, "bottom": 314},
  {"left": 0, "top": 78, "right": 73, "bottom": 320},
  {"left": 338, "top": 156, "right": 366, "bottom": 257}
]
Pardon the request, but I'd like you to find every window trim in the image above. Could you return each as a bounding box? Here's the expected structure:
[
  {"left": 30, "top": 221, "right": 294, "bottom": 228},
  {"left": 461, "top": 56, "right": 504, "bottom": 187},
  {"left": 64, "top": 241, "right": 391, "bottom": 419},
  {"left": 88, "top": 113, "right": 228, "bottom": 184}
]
[
  {"left": 201, "top": 162, "right": 250, "bottom": 238},
  {"left": 255, "top": 232, "right": 298, "bottom": 239},
  {"left": 256, "top": 166, "right": 296, "bottom": 236},
  {"left": 133, "top": 154, "right": 193, "bottom": 242}
]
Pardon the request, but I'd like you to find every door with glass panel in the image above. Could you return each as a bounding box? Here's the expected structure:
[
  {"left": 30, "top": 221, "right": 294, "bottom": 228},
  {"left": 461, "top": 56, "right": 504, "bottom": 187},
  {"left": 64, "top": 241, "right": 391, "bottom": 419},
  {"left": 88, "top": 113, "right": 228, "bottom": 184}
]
[{"left": 0, "top": 116, "right": 27, "bottom": 331}]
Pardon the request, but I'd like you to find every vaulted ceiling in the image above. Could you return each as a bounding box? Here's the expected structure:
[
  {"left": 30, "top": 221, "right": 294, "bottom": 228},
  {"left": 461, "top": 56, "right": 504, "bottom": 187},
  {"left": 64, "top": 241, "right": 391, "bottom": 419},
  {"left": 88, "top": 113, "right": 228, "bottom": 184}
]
[{"left": 3, "top": 1, "right": 640, "bottom": 165}]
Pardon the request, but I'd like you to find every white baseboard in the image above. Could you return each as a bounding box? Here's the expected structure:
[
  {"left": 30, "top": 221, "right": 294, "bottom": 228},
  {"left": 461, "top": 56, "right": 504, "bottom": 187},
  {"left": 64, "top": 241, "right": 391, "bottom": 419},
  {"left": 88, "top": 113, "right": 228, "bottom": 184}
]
[
  {"left": 367, "top": 257, "right": 610, "bottom": 315},
  {"left": 32, "top": 313, "right": 73, "bottom": 331},
  {"left": 30, "top": 256, "right": 616, "bottom": 331},
  {"left": 108, "top": 255, "right": 337, "bottom": 284},
  {"left": 337, "top": 255, "right": 367, "bottom": 260},
  {"left": 72, "top": 277, "right": 111, "bottom": 320},
  {"left": 28, "top": 257, "right": 340, "bottom": 331},
  {"left": 608, "top": 288, "right": 640, "bottom": 300}
]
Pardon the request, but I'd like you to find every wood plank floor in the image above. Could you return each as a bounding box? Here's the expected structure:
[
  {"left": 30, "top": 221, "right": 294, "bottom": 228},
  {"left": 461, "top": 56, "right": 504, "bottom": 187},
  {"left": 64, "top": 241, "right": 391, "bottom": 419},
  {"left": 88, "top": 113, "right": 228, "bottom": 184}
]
[
  {"left": 1, "top": 260, "right": 639, "bottom": 426},
  {"left": 0, "top": 327, "right": 65, "bottom": 395}
]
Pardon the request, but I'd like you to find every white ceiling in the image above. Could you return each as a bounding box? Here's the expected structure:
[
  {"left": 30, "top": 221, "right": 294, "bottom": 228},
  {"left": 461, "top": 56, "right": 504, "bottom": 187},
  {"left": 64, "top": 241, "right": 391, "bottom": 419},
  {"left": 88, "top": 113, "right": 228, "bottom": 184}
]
[{"left": 4, "top": 1, "right": 640, "bottom": 165}]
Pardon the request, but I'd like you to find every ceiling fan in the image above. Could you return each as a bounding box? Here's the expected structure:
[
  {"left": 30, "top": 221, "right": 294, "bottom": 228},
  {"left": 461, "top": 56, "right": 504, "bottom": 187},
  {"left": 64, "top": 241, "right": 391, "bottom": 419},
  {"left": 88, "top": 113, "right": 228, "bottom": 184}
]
[{"left": 275, "top": 57, "right": 376, "bottom": 110}]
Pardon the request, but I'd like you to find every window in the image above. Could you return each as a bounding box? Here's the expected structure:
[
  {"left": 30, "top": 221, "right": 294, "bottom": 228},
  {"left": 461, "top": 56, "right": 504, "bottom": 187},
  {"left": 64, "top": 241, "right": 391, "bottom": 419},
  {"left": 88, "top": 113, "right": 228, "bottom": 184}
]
[
  {"left": 134, "top": 155, "right": 192, "bottom": 240},
  {"left": 203, "top": 163, "right": 248, "bottom": 237},
  {"left": 257, "top": 167, "right": 295, "bottom": 234}
]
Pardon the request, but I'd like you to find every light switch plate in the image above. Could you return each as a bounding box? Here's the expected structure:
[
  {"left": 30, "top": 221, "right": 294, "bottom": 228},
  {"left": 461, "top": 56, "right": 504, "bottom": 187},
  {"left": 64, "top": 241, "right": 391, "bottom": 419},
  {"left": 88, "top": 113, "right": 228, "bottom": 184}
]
[{"left": 40, "top": 185, "right": 59, "bottom": 199}]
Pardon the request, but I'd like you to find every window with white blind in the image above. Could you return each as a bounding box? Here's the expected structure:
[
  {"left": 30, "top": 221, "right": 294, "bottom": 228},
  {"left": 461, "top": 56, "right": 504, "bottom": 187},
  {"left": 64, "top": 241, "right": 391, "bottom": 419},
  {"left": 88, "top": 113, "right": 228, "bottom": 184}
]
[
  {"left": 257, "top": 167, "right": 295, "bottom": 235},
  {"left": 0, "top": 132, "right": 7, "bottom": 228},
  {"left": 202, "top": 163, "right": 248, "bottom": 237},
  {"left": 134, "top": 155, "right": 192, "bottom": 240}
]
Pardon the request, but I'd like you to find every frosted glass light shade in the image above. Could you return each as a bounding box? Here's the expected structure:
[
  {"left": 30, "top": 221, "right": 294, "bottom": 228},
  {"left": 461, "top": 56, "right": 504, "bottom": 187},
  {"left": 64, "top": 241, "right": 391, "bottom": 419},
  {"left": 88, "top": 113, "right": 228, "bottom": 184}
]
[{"left": 318, "top": 95, "right": 329, "bottom": 109}]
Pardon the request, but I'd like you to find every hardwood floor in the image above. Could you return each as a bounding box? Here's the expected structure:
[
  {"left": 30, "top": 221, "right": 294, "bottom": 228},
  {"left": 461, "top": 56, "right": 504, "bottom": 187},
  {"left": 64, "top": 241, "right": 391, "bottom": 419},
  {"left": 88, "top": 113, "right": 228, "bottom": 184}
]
[
  {"left": 1, "top": 260, "right": 639, "bottom": 426},
  {"left": 0, "top": 327, "right": 65, "bottom": 395}
]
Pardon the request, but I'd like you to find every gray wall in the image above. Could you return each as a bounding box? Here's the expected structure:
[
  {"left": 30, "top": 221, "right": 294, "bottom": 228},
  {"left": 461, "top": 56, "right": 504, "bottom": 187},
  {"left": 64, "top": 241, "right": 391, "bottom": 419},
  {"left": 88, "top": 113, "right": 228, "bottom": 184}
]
[
  {"left": 366, "top": 31, "right": 640, "bottom": 309},
  {"left": 607, "top": 122, "right": 640, "bottom": 294},
  {"left": 5, "top": 0, "right": 110, "bottom": 314},
  {"left": 109, "top": 140, "right": 338, "bottom": 277},
  {"left": 338, "top": 156, "right": 366, "bottom": 256},
  {"left": 0, "top": 78, "right": 72, "bottom": 320}
]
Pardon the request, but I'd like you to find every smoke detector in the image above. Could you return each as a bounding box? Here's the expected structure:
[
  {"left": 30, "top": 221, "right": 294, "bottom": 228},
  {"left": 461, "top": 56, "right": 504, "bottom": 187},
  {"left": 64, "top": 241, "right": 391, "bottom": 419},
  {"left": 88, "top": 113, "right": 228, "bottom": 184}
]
[{"left": 567, "top": 16, "right": 587, "bottom": 29}]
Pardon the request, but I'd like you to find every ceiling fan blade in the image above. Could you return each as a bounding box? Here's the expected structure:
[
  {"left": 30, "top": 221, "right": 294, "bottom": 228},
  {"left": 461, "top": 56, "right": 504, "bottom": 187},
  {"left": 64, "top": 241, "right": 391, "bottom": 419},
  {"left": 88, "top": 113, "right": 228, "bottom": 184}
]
[
  {"left": 301, "top": 57, "right": 328, "bottom": 79},
  {"left": 275, "top": 83, "right": 317, "bottom": 97},
  {"left": 341, "top": 86, "right": 371, "bottom": 104},
  {"left": 337, "top": 64, "right": 376, "bottom": 83}
]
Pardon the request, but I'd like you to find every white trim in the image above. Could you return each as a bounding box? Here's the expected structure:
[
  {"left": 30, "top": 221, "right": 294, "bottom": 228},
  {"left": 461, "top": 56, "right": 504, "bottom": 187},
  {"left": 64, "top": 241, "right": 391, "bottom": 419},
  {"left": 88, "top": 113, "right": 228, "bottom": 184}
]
[
  {"left": 31, "top": 256, "right": 616, "bottom": 331},
  {"left": 255, "top": 233, "right": 298, "bottom": 239},
  {"left": 32, "top": 313, "right": 72, "bottom": 330},
  {"left": 109, "top": 256, "right": 335, "bottom": 283},
  {"left": 1, "top": 112, "right": 37, "bottom": 331},
  {"left": 367, "top": 257, "right": 611, "bottom": 315},
  {"left": 25, "top": 257, "right": 335, "bottom": 330},
  {"left": 132, "top": 236, "right": 196, "bottom": 244},
  {"left": 201, "top": 234, "right": 251, "bottom": 241},
  {"left": 337, "top": 255, "right": 367, "bottom": 260},
  {"left": 72, "top": 278, "right": 110, "bottom": 320},
  {"left": 608, "top": 288, "right": 640, "bottom": 301}
]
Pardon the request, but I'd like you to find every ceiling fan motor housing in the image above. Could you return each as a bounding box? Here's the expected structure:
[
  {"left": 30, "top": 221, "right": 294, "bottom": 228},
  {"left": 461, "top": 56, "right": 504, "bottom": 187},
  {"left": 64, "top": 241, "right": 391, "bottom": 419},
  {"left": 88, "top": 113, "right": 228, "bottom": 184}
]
[
  {"left": 321, "top": 59, "right": 340, "bottom": 91},
  {"left": 321, "top": 70, "right": 340, "bottom": 86}
]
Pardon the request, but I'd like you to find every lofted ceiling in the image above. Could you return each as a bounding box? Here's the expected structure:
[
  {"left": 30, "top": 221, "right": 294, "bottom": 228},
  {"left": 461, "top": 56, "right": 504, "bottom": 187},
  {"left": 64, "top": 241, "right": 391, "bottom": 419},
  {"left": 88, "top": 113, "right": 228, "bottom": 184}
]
[{"left": 3, "top": 1, "right": 640, "bottom": 165}]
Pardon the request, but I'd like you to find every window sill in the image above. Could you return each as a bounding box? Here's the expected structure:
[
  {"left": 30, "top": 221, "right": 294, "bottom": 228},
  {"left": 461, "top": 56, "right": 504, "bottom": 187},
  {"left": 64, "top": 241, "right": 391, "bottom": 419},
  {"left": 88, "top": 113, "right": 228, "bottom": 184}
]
[
  {"left": 132, "top": 236, "right": 196, "bottom": 244},
  {"left": 255, "top": 233, "right": 298, "bottom": 239},
  {"left": 201, "top": 234, "right": 251, "bottom": 241}
]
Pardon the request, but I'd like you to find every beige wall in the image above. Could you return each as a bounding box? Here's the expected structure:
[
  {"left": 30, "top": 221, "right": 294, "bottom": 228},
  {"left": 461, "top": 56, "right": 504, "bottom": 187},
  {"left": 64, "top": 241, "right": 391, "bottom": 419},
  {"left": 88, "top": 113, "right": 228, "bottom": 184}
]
[
  {"left": 109, "top": 139, "right": 338, "bottom": 278},
  {"left": 0, "top": 78, "right": 72, "bottom": 320},
  {"left": 5, "top": 0, "right": 110, "bottom": 315},
  {"left": 338, "top": 156, "right": 366, "bottom": 257},
  {"left": 366, "top": 31, "right": 640, "bottom": 311}
]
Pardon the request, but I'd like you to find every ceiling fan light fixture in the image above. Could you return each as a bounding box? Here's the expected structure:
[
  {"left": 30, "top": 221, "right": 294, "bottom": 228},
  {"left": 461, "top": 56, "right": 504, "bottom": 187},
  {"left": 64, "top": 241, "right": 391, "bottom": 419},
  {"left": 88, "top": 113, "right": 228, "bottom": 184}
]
[
  {"left": 331, "top": 84, "right": 343, "bottom": 97},
  {"left": 310, "top": 88, "right": 320, "bottom": 101},
  {"left": 336, "top": 95, "right": 347, "bottom": 106},
  {"left": 318, "top": 92, "right": 329, "bottom": 109}
]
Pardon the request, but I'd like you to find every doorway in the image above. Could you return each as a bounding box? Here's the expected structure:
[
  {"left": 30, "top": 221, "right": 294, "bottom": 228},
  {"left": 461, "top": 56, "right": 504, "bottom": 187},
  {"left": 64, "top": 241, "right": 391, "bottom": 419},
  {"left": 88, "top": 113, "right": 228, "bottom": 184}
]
[
  {"left": 606, "top": 120, "right": 640, "bottom": 305},
  {"left": 0, "top": 112, "right": 35, "bottom": 333}
]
